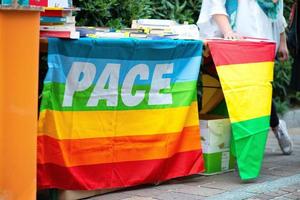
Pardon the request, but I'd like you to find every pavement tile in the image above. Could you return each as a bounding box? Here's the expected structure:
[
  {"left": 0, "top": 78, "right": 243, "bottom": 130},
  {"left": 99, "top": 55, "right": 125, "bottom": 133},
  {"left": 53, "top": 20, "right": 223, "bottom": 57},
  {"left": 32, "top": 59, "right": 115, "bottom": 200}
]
[
  {"left": 119, "top": 187, "right": 165, "bottom": 198},
  {"left": 262, "top": 190, "right": 289, "bottom": 197},
  {"left": 89, "top": 192, "right": 133, "bottom": 200},
  {"left": 197, "top": 181, "right": 241, "bottom": 191},
  {"left": 273, "top": 197, "right": 294, "bottom": 200},
  {"left": 282, "top": 194, "right": 300, "bottom": 200},
  {"left": 183, "top": 173, "right": 242, "bottom": 191},
  {"left": 154, "top": 183, "right": 189, "bottom": 191},
  {"left": 292, "top": 192, "right": 300, "bottom": 197},
  {"left": 155, "top": 183, "right": 225, "bottom": 197},
  {"left": 281, "top": 187, "right": 299, "bottom": 193},
  {"left": 154, "top": 191, "right": 204, "bottom": 200},
  {"left": 247, "top": 194, "right": 274, "bottom": 200},
  {"left": 122, "top": 197, "right": 158, "bottom": 200},
  {"left": 176, "top": 185, "right": 225, "bottom": 197}
]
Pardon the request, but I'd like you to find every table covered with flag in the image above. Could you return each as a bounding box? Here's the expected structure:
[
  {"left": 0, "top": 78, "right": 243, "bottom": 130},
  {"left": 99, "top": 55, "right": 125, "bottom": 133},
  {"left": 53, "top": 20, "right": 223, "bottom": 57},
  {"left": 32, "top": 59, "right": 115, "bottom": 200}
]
[
  {"left": 37, "top": 38, "right": 275, "bottom": 190},
  {"left": 38, "top": 38, "right": 205, "bottom": 190}
]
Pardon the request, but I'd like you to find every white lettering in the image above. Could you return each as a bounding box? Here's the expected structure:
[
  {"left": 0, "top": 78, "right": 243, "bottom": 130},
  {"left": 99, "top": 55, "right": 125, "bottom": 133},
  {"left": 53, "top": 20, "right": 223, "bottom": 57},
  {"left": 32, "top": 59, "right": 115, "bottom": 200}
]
[
  {"left": 148, "top": 63, "right": 173, "bottom": 105},
  {"left": 87, "top": 63, "right": 120, "bottom": 107},
  {"left": 121, "top": 64, "right": 149, "bottom": 106},
  {"left": 63, "top": 62, "right": 96, "bottom": 107}
]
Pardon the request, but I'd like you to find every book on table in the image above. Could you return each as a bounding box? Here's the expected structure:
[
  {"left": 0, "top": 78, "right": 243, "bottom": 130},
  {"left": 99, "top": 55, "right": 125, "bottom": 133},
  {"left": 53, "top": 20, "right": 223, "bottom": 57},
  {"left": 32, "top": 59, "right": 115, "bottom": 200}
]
[
  {"left": 41, "top": 9, "right": 73, "bottom": 17},
  {"left": 40, "top": 16, "right": 75, "bottom": 24},
  {"left": 30, "top": 0, "right": 71, "bottom": 7},
  {"left": 40, "top": 30, "right": 79, "bottom": 39},
  {"left": 40, "top": 24, "right": 76, "bottom": 32}
]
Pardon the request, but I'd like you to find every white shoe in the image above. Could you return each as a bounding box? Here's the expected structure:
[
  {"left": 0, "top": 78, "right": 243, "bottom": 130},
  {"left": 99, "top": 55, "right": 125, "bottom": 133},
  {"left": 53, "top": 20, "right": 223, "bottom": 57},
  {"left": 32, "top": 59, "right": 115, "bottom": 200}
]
[{"left": 273, "top": 120, "right": 293, "bottom": 155}]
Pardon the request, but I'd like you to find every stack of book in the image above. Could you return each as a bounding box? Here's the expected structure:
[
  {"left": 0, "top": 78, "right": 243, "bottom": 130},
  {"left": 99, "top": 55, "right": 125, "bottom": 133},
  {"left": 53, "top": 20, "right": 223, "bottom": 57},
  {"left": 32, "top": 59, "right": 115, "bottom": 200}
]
[
  {"left": 132, "top": 19, "right": 177, "bottom": 30},
  {"left": 30, "top": 0, "right": 80, "bottom": 39},
  {"left": 131, "top": 19, "right": 200, "bottom": 40}
]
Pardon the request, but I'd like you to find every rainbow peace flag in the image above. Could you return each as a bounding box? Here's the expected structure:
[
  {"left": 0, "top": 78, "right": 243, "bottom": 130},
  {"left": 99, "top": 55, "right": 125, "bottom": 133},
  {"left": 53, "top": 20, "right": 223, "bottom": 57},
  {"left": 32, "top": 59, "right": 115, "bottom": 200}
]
[
  {"left": 37, "top": 38, "right": 204, "bottom": 190},
  {"left": 208, "top": 40, "right": 275, "bottom": 180}
]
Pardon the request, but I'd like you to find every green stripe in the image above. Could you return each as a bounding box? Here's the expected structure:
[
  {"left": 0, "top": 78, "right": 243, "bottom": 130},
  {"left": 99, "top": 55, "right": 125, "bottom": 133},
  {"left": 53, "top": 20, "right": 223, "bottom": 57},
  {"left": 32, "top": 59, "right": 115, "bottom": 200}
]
[
  {"left": 231, "top": 115, "right": 270, "bottom": 180},
  {"left": 231, "top": 115, "right": 270, "bottom": 140},
  {"left": 40, "top": 81, "right": 197, "bottom": 111}
]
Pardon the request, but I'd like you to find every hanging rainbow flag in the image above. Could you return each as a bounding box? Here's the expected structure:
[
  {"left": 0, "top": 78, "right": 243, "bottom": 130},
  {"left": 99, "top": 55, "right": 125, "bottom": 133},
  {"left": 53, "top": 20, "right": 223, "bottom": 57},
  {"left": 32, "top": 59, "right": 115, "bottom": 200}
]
[
  {"left": 37, "top": 38, "right": 204, "bottom": 190},
  {"left": 208, "top": 40, "right": 275, "bottom": 180}
]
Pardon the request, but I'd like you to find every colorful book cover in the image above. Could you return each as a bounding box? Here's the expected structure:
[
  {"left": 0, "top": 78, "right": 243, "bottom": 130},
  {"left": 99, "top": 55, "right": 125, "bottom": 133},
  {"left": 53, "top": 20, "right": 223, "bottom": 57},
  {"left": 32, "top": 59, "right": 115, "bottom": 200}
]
[
  {"left": 30, "top": 0, "right": 71, "bottom": 7},
  {"left": 48, "top": 0, "right": 69, "bottom": 8},
  {"left": 40, "top": 24, "right": 75, "bottom": 32},
  {"left": 40, "top": 30, "right": 79, "bottom": 39},
  {"left": 2, "top": 0, "right": 29, "bottom": 5},
  {"left": 40, "top": 16, "right": 75, "bottom": 24},
  {"left": 41, "top": 10, "right": 72, "bottom": 17},
  {"left": 29, "top": 0, "right": 47, "bottom": 6}
]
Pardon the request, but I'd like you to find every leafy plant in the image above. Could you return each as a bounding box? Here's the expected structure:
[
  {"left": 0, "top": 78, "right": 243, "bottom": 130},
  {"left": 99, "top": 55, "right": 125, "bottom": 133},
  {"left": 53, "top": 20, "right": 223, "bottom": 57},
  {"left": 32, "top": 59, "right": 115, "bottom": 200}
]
[
  {"left": 284, "top": 0, "right": 295, "bottom": 21},
  {"left": 273, "top": 96, "right": 290, "bottom": 114},
  {"left": 73, "top": 0, "right": 118, "bottom": 27},
  {"left": 272, "top": 58, "right": 294, "bottom": 114},
  {"left": 151, "top": 0, "right": 201, "bottom": 24},
  {"left": 73, "top": 0, "right": 202, "bottom": 27},
  {"left": 73, "top": 0, "right": 153, "bottom": 28},
  {"left": 273, "top": 59, "right": 292, "bottom": 100}
]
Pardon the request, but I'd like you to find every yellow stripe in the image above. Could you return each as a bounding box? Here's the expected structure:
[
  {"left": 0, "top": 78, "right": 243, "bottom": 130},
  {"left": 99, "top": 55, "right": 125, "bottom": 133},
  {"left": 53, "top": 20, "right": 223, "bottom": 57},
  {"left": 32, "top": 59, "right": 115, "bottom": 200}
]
[
  {"left": 216, "top": 62, "right": 273, "bottom": 123},
  {"left": 38, "top": 102, "right": 199, "bottom": 139},
  {"left": 222, "top": 84, "right": 272, "bottom": 123},
  {"left": 217, "top": 62, "right": 274, "bottom": 89}
]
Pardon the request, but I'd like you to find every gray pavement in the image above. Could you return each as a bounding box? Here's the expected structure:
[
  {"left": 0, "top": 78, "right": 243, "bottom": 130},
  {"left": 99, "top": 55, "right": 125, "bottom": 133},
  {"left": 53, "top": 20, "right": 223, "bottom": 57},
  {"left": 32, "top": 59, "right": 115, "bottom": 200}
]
[{"left": 89, "top": 128, "right": 300, "bottom": 200}]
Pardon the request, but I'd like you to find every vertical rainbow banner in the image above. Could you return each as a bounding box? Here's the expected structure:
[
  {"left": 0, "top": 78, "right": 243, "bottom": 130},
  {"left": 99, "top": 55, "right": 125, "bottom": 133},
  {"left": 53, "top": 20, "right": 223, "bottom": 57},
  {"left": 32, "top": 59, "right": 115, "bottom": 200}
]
[
  {"left": 208, "top": 40, "right": 276, "bottom": 180},
  {"left": 38, "top": 38, "right": 204, "bottom": 190}
]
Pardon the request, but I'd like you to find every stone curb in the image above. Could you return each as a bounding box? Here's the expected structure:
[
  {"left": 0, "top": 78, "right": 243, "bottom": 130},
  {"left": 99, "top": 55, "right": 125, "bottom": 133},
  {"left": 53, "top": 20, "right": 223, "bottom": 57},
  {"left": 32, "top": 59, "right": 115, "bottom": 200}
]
[{"left": 281, "top": 109, "right": 300, "bottom": 129}]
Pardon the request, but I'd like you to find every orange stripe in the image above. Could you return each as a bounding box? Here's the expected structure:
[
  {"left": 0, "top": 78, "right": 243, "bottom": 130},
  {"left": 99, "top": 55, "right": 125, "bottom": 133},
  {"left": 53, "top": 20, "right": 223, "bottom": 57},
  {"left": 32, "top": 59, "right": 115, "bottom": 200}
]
[{"left": 38, "top": 126, "right": 201, "bottom": 167}]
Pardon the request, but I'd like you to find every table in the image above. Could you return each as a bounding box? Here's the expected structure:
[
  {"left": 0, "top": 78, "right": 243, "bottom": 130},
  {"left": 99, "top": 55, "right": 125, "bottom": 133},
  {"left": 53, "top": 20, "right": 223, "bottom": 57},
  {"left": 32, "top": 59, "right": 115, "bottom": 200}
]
[{"left": 37, "top": 37, "right": 276, "bottom": 192}]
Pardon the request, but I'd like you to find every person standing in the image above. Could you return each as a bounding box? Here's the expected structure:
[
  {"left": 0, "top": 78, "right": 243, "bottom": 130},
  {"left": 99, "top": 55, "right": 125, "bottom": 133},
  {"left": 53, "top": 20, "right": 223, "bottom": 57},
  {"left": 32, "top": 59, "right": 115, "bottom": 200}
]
[
  {"left": 289, "top": 0, "right": 300, "bottom": 91},
  {"left": 197, "top": 0, "right": 293, "bottom": 155}
]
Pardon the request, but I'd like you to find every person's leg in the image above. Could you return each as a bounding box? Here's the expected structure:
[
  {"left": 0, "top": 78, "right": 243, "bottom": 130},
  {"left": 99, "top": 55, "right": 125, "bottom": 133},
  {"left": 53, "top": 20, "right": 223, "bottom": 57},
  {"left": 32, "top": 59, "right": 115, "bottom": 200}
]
[
  {"left": 270, "top": 101, "right": 279, "bottom": 128},
  {"left": 270, "top": 100, "right": 293, "bottom": 155}
]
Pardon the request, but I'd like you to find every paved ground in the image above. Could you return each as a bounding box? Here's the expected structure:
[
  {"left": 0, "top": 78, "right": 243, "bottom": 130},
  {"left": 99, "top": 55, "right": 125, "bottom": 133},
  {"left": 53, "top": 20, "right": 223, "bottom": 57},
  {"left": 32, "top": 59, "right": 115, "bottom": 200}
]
[{"left": 89, "top": 128, "right": 300, "bottom": 200}]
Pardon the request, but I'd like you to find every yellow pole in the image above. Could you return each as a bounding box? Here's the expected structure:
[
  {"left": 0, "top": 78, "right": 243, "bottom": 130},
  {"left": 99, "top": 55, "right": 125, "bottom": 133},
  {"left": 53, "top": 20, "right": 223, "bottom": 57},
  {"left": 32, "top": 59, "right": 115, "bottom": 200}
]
[{"left": 0, "top": 7, "right": 41, "bottom": 200}]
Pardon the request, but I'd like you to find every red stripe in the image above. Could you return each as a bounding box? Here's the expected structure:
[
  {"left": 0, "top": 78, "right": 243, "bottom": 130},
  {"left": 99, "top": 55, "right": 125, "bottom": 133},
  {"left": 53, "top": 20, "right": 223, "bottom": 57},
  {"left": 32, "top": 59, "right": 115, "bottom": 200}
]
[
  {"left": 38, "top": 150, "right": 204, "bottom": 190},
  {"left": 207, "top": 40, "right": 276, "bottom": 66}
]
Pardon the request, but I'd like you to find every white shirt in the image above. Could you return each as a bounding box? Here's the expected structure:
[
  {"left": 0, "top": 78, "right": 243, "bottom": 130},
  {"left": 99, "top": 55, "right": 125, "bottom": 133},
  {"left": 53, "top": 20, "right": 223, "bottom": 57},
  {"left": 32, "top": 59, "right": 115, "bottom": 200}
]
[{"left": 197, "top": 0, "right": 286, "bottom": 47}]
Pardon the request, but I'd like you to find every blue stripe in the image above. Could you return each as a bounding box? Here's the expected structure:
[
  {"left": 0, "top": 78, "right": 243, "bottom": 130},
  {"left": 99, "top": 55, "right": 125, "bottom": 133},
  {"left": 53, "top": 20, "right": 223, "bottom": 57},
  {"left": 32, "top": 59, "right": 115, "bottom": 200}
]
[
  {"left": 48, "top": 38, "right": 203, "bottom": 61},
  {"left": 45, "top": 55, "right": 202, "bottom": 85}
]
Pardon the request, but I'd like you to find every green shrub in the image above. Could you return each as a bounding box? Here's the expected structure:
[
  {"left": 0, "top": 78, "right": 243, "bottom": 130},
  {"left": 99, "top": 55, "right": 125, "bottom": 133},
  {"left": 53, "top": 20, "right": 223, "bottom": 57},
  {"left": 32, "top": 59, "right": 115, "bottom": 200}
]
[
  {"left": 284, "top": 0, "right": 294, "bottom": 21},
  {"left": 273, "top": 58, "right": 294, "bottom": 114},
  {"left": 273, "top": 59, "right": 293, "bottom": 100},
  {"left": 73, "top": 0, "right": 202, "bottom": 27},
  {"left": 151, "top": 0, "right": 201, "bottom": 24},
  {"left": 73, "top": 0, "right": 153, "bottom": 28}
]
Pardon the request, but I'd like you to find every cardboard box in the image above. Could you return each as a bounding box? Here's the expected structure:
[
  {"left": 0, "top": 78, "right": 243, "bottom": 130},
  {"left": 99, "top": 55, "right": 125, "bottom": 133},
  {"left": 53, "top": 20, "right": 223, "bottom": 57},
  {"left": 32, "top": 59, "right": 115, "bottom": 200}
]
[{"left": 200, "top": 116, "right": 235, "bottom": 174}]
